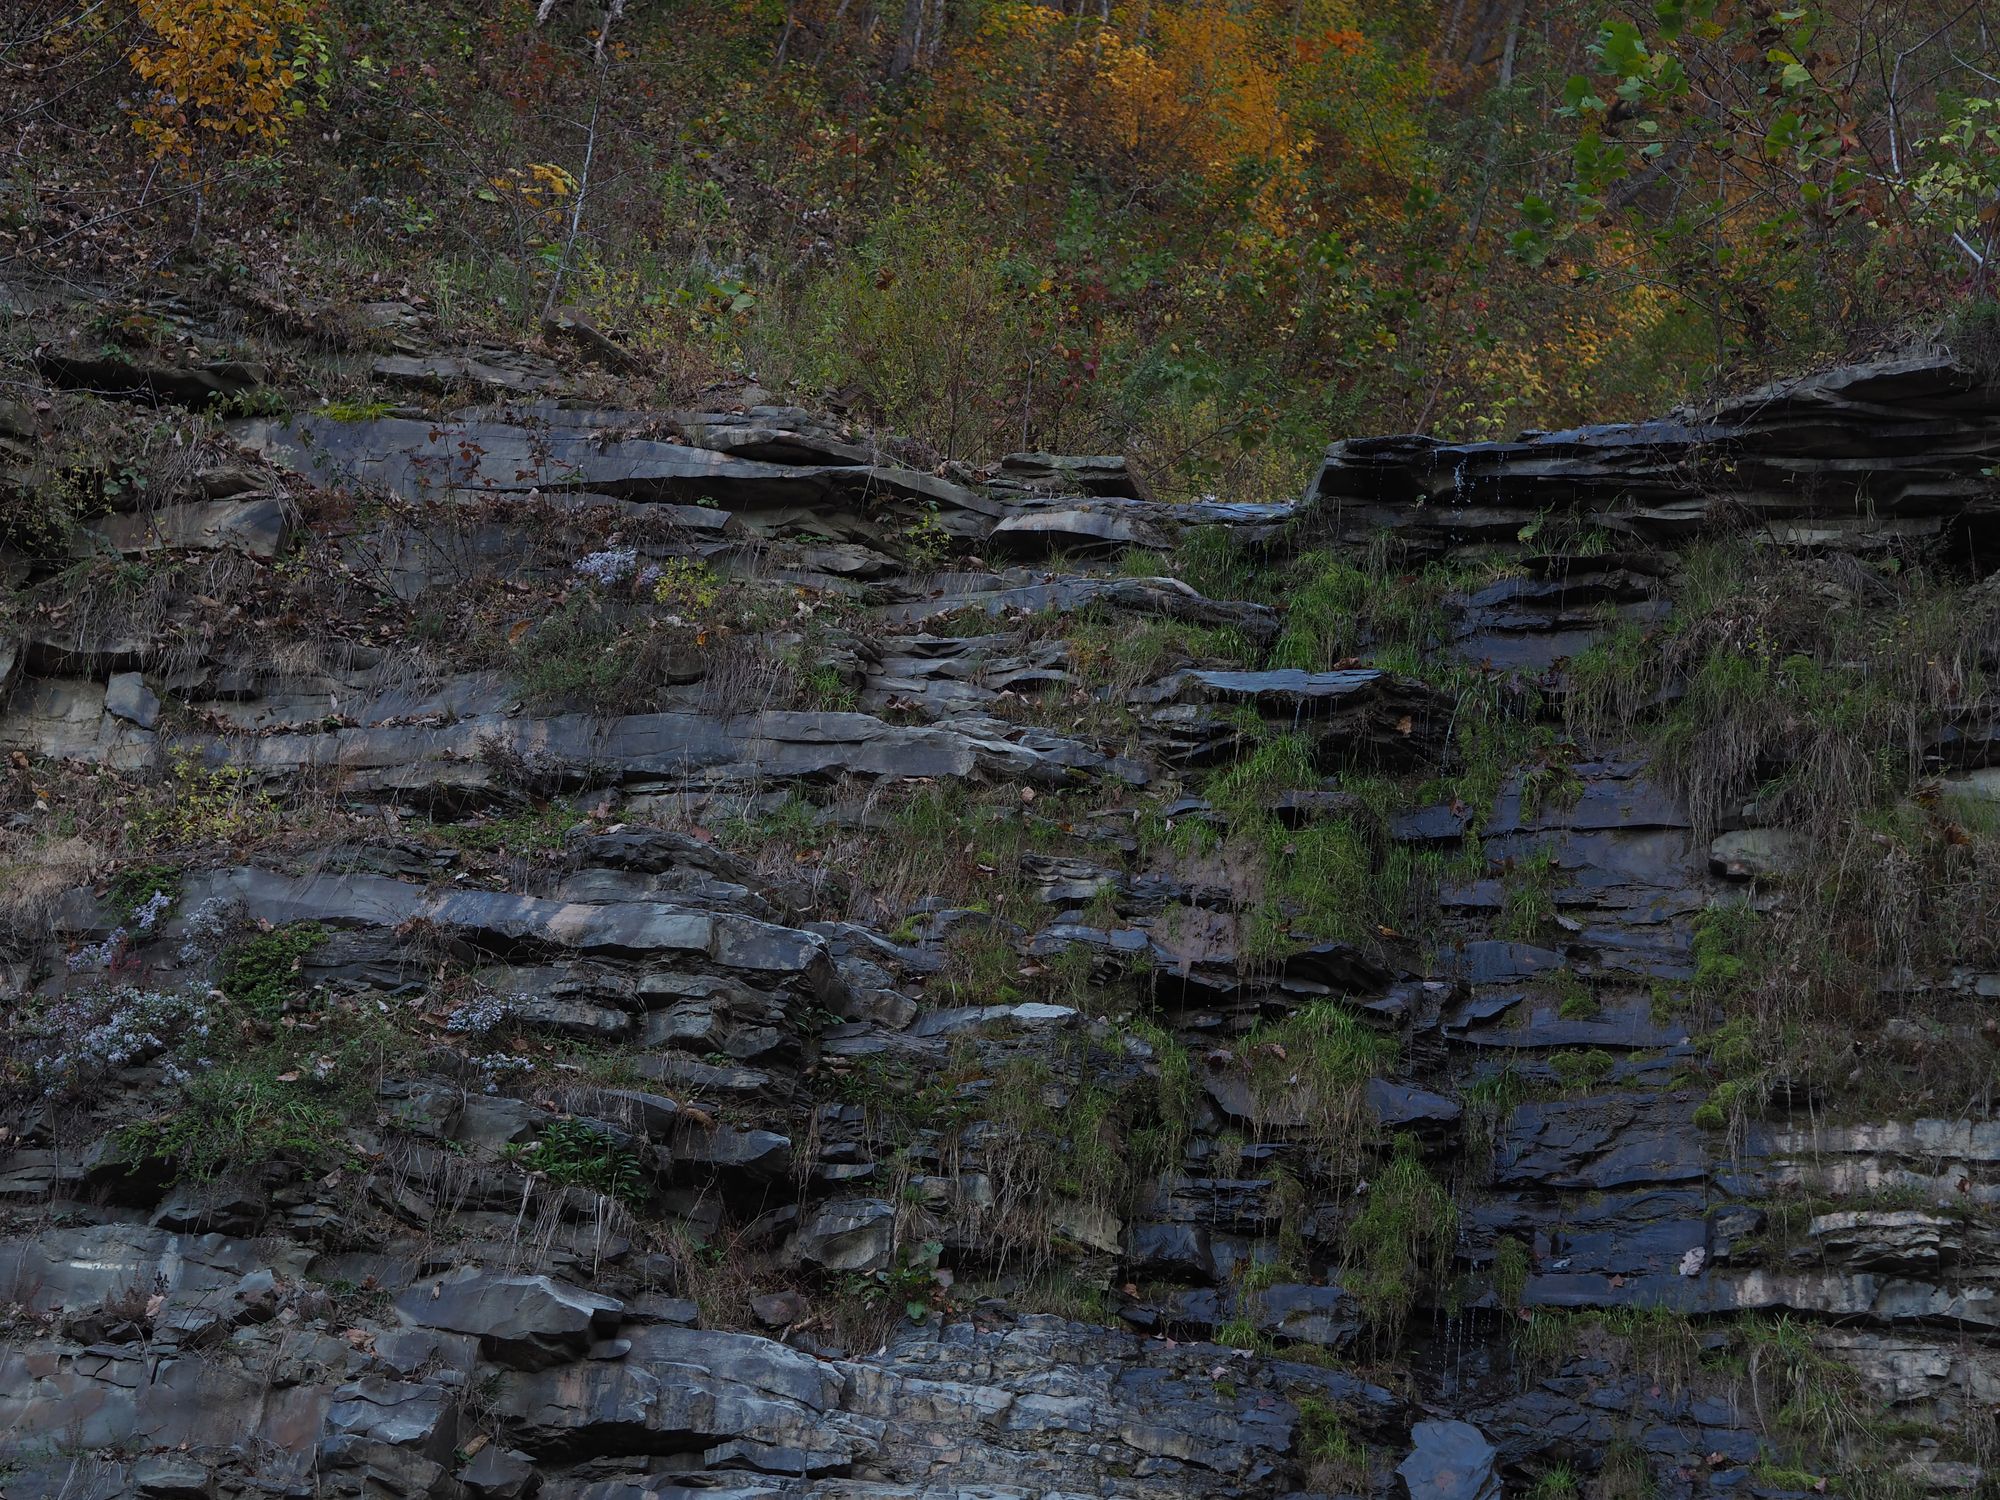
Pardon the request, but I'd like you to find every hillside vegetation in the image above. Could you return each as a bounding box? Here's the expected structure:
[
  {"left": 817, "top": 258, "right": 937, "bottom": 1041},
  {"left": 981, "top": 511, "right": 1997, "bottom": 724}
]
[{"left": 4, "top": 0, "right": 1998, "bottom": 492}]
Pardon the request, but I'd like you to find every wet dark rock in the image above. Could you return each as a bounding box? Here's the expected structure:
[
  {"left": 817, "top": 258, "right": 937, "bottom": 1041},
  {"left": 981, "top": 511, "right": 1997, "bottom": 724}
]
[
  {"left": 1495, "top": 1093, "right": 1709, "bottom": 1191},
  {"left": 1249, "top": 1283, "right": 1361, "bottom": 1351},
  {"left": 1365, "top": 1077, "right": 1462, "bottom": 1131},
  {"left": 1126, "top": 1222, "right": 1217, "bottom": 1281},
  {"left": 1309, "top": 356, "right": 2000, "bottom": 562}
]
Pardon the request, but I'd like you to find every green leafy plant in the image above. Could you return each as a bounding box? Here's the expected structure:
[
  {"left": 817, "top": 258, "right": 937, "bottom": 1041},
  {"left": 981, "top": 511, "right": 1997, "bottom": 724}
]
[
  {"left": 647, "top": 557, "right": 720, "bottom": 615},
  {"left": 899, "top": 504, "right": 952, "bottom": 571},
  {"left": 1294, "top": 1395, "right": 1370, "bottom": 1493},
  {"left": 131, "top": 749, "right": 282, "bottom": 848},
  {"left": 427, "top": 805, "right": 580, "bottom": 857},
  {"left": 506, "top": 1117, "right": 646, "bottom": 1204},
  {"left": 106, "top": 863, "right": 180, "bottom": 925},
  {"left": 220, "top": 922, "right": 328, "bottom": 1018},
  {"left": 119, "top": 1058, "right": 345, "bottom": 1182},
  {"left": 1493, "top": 1235, "right": 1530, "bottom": 1310},
  {"left": 1524, "top": 1463, "right": 1582, "bottom": 1500}
]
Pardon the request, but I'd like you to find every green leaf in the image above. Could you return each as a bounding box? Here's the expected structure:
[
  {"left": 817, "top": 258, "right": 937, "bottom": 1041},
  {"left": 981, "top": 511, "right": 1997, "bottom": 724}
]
[
  {"left": 1506, "top": 227, "right": 1550, "bottom": 263},
  {"left": 1595, "top": 21, "right": 1651, "bottom": 78},
  {"left": 1557, "top": 75, "right": 1590, "bottom": 117}
]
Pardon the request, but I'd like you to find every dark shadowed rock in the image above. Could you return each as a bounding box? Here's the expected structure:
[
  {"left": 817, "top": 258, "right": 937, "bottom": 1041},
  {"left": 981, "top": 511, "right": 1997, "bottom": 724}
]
[
  {"left": 790, "top": 1198, "right": 896, "bottom": 1272},
  {"left": 458, "top": 1445, "right": 539, "bottom": 1499},
  {"left": 396, "top": 1270, "right": 623, "bottom": 1370}
]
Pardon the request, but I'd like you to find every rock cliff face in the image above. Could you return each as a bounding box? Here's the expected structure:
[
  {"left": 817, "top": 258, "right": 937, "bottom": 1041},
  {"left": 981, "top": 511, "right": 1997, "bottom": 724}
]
[{"left": 0, "top": 301, "right": 1996, "bottom": 1500}]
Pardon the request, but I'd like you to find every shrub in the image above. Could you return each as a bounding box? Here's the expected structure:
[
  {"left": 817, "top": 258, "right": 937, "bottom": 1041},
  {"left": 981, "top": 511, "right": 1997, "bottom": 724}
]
[
  {"left": 16, "top": 983, "right": 223, "bottom": 1096},
  {"left": 128, "top": 0, "right": 315, "bottom": 163},
  {"left": 130, "top": 749, "right": 281, "bottom": 849},
  {"left": 509, "top": 591, "right": 700, "bottom": 713}
]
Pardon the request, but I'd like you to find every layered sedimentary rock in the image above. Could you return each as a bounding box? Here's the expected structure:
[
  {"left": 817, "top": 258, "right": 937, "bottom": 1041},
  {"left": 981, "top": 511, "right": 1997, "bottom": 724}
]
[{"left": 1, "top": 314, "right": 1996, "bottom": 1500}]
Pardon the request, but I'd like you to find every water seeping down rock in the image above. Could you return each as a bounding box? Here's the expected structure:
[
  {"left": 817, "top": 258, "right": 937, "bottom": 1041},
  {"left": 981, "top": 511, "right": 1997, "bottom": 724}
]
[{"left": 2, "top": 307, "right": 1999, "bottom": 1499}]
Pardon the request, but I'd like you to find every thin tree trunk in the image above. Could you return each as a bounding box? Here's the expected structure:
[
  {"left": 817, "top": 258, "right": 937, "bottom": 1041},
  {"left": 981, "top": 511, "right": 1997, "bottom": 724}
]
[
  {"left": 1497, "top": 0, "right": 1525, "bottom": 86},
  {"left": 774, "top": 4, "right": 797, "bottom": 68},
  {"left": 542, "top": 92, "right": 602, "bottom": 320},
  {"left": 890, "top": 0, "right": 924, "bottom": 75},
  {"left": 925, "top": 0, "right": 947, "bottom": 67}
]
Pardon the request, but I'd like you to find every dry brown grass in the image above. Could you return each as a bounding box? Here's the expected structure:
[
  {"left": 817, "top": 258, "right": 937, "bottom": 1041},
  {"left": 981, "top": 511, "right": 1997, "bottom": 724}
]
[{"left": 0, "top": 832, "right": 107, "bottom": 950}]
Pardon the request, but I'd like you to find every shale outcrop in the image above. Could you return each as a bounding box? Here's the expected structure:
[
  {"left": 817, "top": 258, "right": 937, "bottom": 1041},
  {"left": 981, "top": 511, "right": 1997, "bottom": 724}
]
[{"left": 1, "top": 298, "right": 1996, "bottom": 1500}]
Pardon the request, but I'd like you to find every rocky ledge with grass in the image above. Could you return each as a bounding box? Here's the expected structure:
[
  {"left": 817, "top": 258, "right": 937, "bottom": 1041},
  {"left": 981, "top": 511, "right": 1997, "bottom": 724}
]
[{"left": 0, "top": 296, "right": 1997, "bottom": 1500}]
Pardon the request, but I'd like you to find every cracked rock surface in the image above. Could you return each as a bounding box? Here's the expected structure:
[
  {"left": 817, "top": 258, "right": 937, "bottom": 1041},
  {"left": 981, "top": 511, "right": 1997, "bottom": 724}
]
[{"left": 2, "top": 308, "right": 1998, "bottom": 1498}]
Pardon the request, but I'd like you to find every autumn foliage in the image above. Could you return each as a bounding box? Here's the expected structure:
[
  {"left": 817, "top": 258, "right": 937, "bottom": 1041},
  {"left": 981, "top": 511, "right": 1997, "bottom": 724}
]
[
  {"left": 128, "top": 0, "right": 310, "bottom": 161},
  {"left": 4, "top": 1, "right": 1994, "bottom": 495}
]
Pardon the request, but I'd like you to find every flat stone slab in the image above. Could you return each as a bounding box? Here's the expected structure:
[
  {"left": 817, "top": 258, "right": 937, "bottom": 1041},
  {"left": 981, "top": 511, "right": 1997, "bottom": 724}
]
[{"left": 90, "top": 497, "right": 287, "bottom": 557}]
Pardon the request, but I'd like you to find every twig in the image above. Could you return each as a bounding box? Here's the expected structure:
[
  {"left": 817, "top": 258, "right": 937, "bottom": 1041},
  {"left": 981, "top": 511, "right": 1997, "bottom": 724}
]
[{"left": 541, "top": 93, "right": 602, "bottom": 322}]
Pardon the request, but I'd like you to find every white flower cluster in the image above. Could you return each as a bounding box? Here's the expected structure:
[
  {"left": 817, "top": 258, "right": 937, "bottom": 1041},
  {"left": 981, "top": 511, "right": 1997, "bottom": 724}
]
[
  {"left": 445, "top": 990, "right": 512, "bottom": 1037},
  {"left": 28, "top": 984, "right": 218, "bottom": 1093},
  {"left": 132, "top": 889, "right": 174, "bottom": 934},
  {"left": 66, "top": 929, "right": 128, "bottom": 973},
  {"left": 468, "top": 1052, "right": 535, "bottom": 1094},
  {"left": 573, "top": 547, "right": 638, "bottom": 585},
  {"left": 177, "top": 897, "right": 238, "bottom": 964}
]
